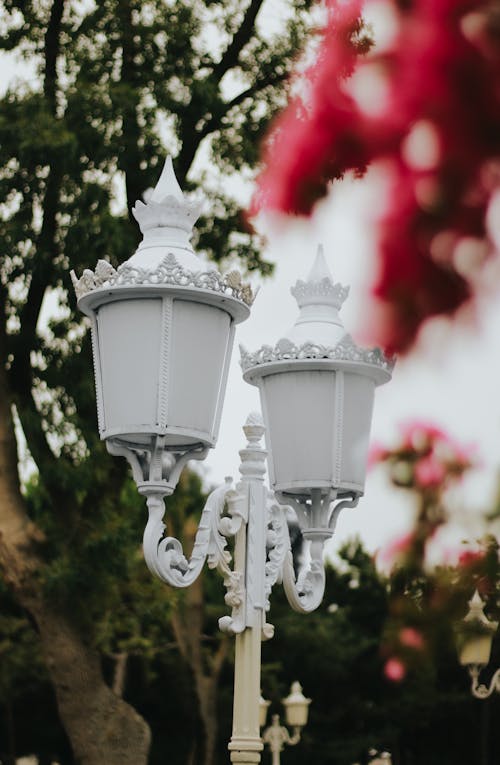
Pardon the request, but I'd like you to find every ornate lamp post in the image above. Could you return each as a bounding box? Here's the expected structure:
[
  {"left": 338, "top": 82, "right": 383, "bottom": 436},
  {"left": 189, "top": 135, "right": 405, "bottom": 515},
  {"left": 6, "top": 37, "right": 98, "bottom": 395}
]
[
  {"left": 260, "top": 682, "right": 311, "bottom": 765},
  {"left": 72, "top": 156, "right": 393, "bottom": 764},
  {"left": 458, "top": 590, "right": 500, "bottom": 699}
]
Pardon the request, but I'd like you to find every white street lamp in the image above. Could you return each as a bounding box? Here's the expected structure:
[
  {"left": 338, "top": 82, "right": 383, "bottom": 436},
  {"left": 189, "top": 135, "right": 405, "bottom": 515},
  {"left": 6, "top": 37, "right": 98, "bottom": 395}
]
[
  {"left": 260, "top": 682, "right": 311, "bottom": 765},
  {"left": 72, "top": 156, "right": 393, "bottom": 764},
  {"left": 458, "top": 590, "right": 500, "bottom": 699},
  {"left": 71, "top": 156, "right": 252, "bottom": 495}
]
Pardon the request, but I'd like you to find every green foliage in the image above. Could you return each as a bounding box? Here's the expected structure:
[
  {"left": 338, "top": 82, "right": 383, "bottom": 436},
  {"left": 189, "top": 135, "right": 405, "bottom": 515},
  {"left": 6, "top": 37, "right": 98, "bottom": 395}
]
[{"left": 259, "top": 539, "right": 499, "bottom": 765}]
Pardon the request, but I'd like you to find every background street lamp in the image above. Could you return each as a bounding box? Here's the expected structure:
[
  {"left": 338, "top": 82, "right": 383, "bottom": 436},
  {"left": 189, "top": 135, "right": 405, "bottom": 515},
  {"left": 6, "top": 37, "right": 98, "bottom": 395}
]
[
  {"left": 72, "top": 156, "right": 393, "bottom": 763},
  {"left": 259, "top": 682, "right": 311, "bottom": 765},
  {"left": 458, "top": 590, "right": 500, "bottom": 699},
  {"left": 367, "top": 750, "right": 392, "bottom": 764}
]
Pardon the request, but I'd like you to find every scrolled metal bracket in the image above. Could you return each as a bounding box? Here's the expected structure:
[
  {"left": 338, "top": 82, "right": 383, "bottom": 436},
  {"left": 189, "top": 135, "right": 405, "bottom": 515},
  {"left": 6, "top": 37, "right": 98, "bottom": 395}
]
[
  {"left": 469, "top": 664, "right": 500, "bottom": 699},
  {"left": 140, "top": 474, "right": 250, "bottom": 632},
  {"left": 141, "top": 479, "right": 231, "bottom": 587},
  {"left": 265, "top": 489, "right": 359, "bottom": 614}
]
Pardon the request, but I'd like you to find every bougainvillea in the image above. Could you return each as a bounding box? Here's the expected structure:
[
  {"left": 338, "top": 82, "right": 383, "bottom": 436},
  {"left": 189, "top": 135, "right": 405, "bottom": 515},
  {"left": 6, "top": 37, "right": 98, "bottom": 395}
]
[
  {"left": 251, "top": 0, "right": 500, "bottom": 353},
  {"left": 371, "top": 421, "right": 499, "bottom": 682}
]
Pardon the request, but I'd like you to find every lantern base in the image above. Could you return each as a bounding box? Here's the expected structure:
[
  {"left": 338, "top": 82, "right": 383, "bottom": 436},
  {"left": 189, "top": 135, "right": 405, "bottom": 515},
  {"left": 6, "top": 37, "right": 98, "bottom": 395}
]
[
  {"left": 279, "top": 488, "right": 360, "bottom": 540},
  {"left": 106, "top": 435, "right": 209, "bottom": 494}
]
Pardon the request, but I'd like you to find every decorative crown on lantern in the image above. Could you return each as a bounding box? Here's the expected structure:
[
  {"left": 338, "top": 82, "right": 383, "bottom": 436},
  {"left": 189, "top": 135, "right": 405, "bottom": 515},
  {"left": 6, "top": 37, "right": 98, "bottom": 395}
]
[
  {"left": 131, "top": 156, "right": 204, "bottom": 234},
  {"left": 290, "top": 244, "right": 349, "bottom": 310},
  {"left": 71, "top": 156, "right": 254, "bottom": 310},
  {"left": 240, "top": 245, "right": 393, "bottom": 374}
]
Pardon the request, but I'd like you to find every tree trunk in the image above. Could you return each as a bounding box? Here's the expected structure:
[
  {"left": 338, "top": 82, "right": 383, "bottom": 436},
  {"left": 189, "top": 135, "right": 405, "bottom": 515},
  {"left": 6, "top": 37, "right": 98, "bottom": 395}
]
[
  {"left": 0, "top": 357, "right": 151, "bottom": 765},
  {"left": 171, "top": 563, "right": 228, "bottom": 765},
  {"left": 112, "top": 652, "right": 129, "bottom": 698}
]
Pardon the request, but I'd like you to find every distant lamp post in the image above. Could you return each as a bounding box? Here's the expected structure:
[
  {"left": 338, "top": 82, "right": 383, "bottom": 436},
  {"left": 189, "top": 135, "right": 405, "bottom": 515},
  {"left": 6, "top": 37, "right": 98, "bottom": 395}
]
[
  {"left": 458, "top": 590, "right": 500, "bottom": 699},
  {"left": 367, "top": 749, "right": 392, "bottom": 765},
  {"left": 72, "top": 155, "right": 393, "bottom": 764},
  {"left": 260, "top": 682, "right": 311, "bottom": 765}
]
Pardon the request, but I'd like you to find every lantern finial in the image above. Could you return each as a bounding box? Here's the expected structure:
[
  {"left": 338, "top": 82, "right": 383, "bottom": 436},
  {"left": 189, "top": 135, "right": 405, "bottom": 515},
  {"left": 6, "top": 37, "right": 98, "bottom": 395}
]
[
  {"left": 149, "top": 155, "right": 184, "bottom": 203},
  {"left": 290, "top": 244, "right": 349, "bottom": 312},
  {"left": 464, "top": 590, "right": 498, "bottom": 632},
  {"left": 286, "top": 244, "right": 348, "bottom": 346},
  {"left": 131, "top": 154, "right": 203, "bottom": 236},
  {"left": 306, "top": 243, "right": 332, "bottom": 282}
]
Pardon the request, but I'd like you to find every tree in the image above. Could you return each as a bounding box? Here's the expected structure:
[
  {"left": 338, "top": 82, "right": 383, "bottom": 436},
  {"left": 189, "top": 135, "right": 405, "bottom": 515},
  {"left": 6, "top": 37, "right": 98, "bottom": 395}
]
[{"left": 0, "top": 1, "right": 315, "bottom": 762}]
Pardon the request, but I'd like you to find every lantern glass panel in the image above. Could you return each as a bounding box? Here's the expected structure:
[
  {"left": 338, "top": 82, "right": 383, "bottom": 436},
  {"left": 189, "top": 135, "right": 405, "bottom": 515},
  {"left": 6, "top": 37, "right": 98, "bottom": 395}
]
[
  {"left": 284, "top": 704, "right": 308, "bottom": 728},
  {"left": 459, "top": 634, "right": 494, "bottom": 666},
  {"left": 340, "top": 373, "right": 375, "bottom": 488},
  {"left": 97, "top": 298, "right": 161, "bottom": 440},
  {"left": 168, "top": 300, "right": 232, "bottom": 444},
  {"left": 261, "top": 369, "right": 337, "bottom": 494}
]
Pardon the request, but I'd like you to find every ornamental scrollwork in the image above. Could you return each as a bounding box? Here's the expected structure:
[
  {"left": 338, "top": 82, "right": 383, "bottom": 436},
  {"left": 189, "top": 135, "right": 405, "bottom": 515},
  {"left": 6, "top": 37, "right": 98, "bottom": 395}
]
[
  {"left": 240, "top": 334, "right": 394, "bottom": 373},
  {"left": 291, "top": 276, "right": 349, "bottom": 309},
  {"left": 71, "top": 252, "right": 254, "bottom": 306}
]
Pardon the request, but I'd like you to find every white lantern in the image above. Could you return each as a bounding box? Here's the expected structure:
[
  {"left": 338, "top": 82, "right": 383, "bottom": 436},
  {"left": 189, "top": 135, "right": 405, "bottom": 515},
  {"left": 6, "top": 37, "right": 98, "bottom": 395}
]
[
  {"left": 259, "top": 693, "right": 271, "bottom": 728},
  {"left": 241, "top": 247, "right": 393, "bottom": 507},
  {"left": 72, "top": 157, "right": 252, "bottom": 492},
  {"left": 458, "top": 591, "right": 498, "bottom": 667},
  {"left": 282, "top": 681, "right": 311, "bottom": 728}
]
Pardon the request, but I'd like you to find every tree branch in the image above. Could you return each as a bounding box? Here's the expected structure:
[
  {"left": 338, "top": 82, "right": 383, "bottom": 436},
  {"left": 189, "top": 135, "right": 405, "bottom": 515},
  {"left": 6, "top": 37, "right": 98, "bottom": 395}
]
[
  {"left": 201, "top": 70, "right": 289, "bottom": 139},
  {"left": 176, "top": 69, "right": 288, "bottom": 182},
  {"left": 44, "top": 0, "right": 65, "bottom": 109},
  {"left": 112, "top": 652, "right": 129, "bottom": 698},
  {"left": 117, "top": 0, "right": 146, "bottom": 225},
  {"left": 11, "top": 0, "right": 69, "bottom": 497},
  {"left": 211, "top": 0, "right": 266, "bottom": 81}
]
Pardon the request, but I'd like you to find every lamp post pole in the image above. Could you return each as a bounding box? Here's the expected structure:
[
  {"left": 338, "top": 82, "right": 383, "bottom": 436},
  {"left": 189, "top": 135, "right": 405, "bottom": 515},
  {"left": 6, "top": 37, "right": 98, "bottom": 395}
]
[{"left": 228, "top": 416, "right": 268, "bottom": 765}]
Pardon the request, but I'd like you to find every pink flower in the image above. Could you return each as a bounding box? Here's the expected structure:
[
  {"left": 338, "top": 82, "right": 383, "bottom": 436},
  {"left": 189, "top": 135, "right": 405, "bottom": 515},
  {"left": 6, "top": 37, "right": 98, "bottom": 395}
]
[
  {"left": 458, "top": 549, "right": 486, "bottom": 567},
  {"left": 377, "top": 531, "right": 414, "bottom": 568},
  {"left": 399, "top": 627, "right": 425, "bottom": 650},
  {"left": 414, "top": 455, "right": 446, "bottom": 488},
  {"left": 384, "top": 658, "right": 406, "bottom": 682},
  {"left": 399, "top": 420, "right": 448, "bottom": 451}
]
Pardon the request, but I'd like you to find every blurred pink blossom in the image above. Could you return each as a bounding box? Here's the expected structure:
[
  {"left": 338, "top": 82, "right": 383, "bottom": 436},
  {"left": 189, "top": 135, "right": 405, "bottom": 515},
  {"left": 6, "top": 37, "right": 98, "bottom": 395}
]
[
  {"left": 384, "top": 658, "right": 406, "bottom": 682},
  {"left": 367, "top": 442, "right": 389, "bottom": 468},
  {"left": 377, "top": 531, "right": 414, "bottom": 567},
  {"left": 399, "top": 420, "right": 448, "bottom": 451},
  {"left": 414, "top": 455, "right": 446, "bottom": 488},
  {"left": 399, "top": 627, "right": 425, "bottom": 650},
  {"left": 458, "top": 548, "right": 486, "bottom": 567}
]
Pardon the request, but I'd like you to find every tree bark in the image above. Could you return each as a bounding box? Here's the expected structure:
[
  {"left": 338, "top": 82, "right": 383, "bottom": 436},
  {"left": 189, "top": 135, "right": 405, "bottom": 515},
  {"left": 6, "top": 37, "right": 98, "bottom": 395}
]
[
  {"left": 171, "top": 561, "right": 228, "bottom": 765},
  {"left": 112, "top": 652, "right": 129, "bottom": 698},
  {"left": 0, "top": 345, "right": 151, "bottom": 765}
]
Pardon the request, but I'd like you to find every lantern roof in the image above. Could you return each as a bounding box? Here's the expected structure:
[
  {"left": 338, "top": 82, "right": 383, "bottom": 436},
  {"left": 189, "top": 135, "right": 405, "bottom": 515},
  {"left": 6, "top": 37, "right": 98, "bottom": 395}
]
[
  {"left": 241, "top": 246, "right": 394, "bottom": 383},
  {"left": 71, "top": 156, "right": 253, "bottom": 321}
]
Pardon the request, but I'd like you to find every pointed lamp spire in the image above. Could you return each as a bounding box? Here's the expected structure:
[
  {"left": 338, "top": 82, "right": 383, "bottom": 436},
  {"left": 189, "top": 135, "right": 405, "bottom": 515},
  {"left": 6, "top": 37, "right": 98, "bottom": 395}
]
[
  {"left": 149, "top": 155, "right": 184, "bottom": 203},
  {"left": 306, "top": 243, "right": 333, "bottom": 284},
  {"left": 129, "top": 154, "right": 205, "bottom": 271},
  {"left": 285, "top": 244, "right": 349, "bottom": 347}
]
